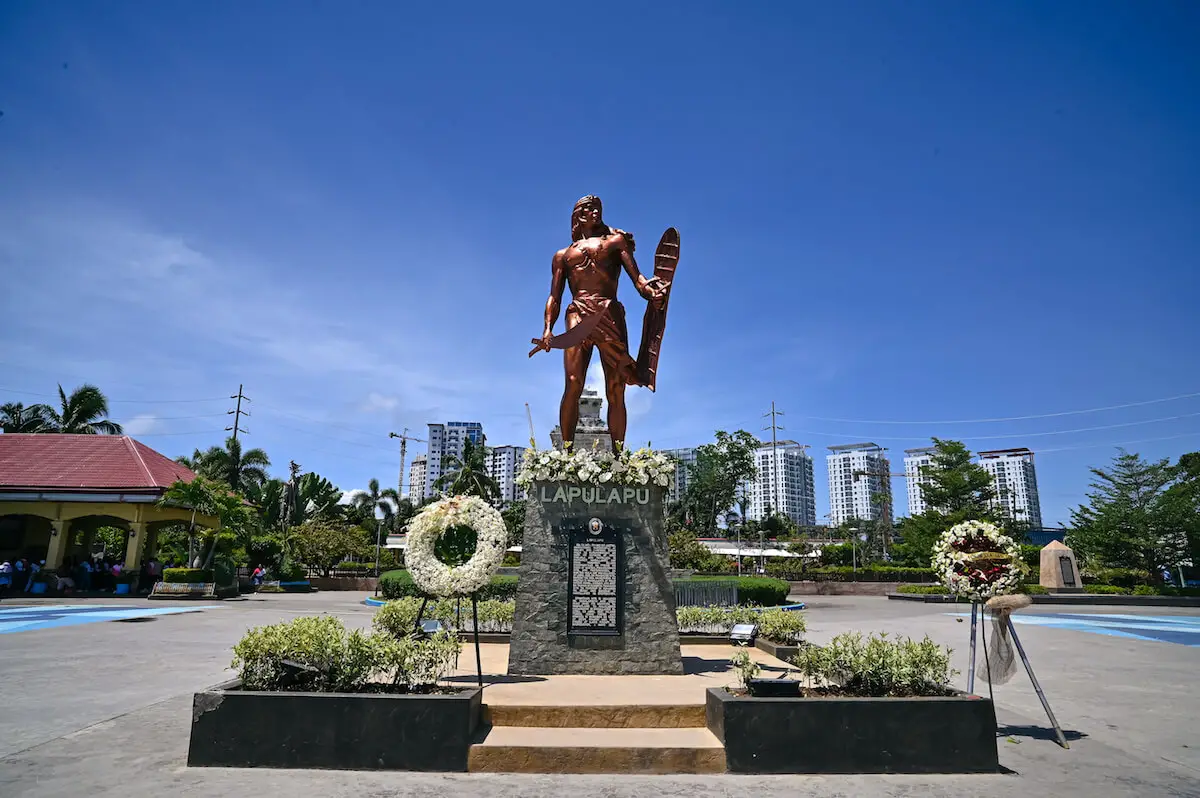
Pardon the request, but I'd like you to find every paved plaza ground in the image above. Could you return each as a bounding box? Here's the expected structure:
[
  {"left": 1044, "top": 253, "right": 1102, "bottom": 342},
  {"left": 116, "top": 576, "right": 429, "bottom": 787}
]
[{"left": 0, "top": 592, "right": 1196, "bottom": 797}]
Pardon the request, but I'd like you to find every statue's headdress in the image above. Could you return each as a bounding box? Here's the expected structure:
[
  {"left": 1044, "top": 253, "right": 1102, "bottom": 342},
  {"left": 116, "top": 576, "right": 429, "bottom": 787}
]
[{"left": 571, "top": 195, "right": 604, "bottom": 241}]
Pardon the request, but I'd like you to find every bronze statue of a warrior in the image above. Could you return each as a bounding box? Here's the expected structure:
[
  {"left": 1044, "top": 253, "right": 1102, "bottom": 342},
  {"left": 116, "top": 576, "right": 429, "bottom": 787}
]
[{"left": 530, "top": 195, "right": 679, "bottom": 450}]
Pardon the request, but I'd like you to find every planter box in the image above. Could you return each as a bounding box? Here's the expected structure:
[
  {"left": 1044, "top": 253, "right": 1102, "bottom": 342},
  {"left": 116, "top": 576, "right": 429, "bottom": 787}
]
[
  {"left": 188, "top": 679, "right": 483, "bottom": 771},
  {"left": 706, "top": 687, "right": 997, "bottom": 774}
]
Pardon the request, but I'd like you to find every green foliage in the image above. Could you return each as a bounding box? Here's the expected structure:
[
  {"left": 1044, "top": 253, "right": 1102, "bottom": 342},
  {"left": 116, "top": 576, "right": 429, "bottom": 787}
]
[
  {"left": 434, "top": 524, "right": 478, "bottom": 567},
  {"left": 676, "top": 576, "right": 790, "bottom": 606},
  {"left": 667, "top": 528, "right": 732, "bottom": 572},
  {"left": 350, "top": 478, "right": 402, "bottom": 531},
  {"left": 373, "top": 597, "right": 516, "bottom": 636},
  {"left": 163, "top": 568, "right": 214, "bottom": 583},
  {"left": 271, "top": 559, "right": 306, "bottom": 581},
  {"left": 790, "top": 632, "right": 956, "bottom": 697},
  {"left": 680, "top": 430, "right": 760, "bottom": 535},
  {"left": 501, "top": 501, "right": 526, "bottom": 548},
  {"left": 894, "top": 439, "right": 1012, "bottom": 567},
  {"left": 1132, "top": 585, "right": 1156, "bottom": 596},
  {"left": 378, "top": 570, "right": 518, "bottom": 601},
  {"left": 179, "top": 436, "right": 271, "bottom": 493},
  {"left": 231, "top": 615, "right": 460, "bottom": 693},
  {"left": 290, "top": 520, "right": 367, "bottom": 577},
  {"left": 435, "top": 437, "right": 500, "bottom": 502},
  {"left": 1021, "top": 584, "right": 1047, "bottom": 594},
  {"left": 896, "top": 584, "right": 951, "bottom": 595},
  {"left": 1069, "top": 450, "right": 1192, "bottom": 579},
  {"left": 675, "top": 604, "right": 762, "bottom": 633},
  {"left": 1088, "top": 584, "right": 1132, "bottom": 595},
  {"left": 729, "top": 649, "right": 761, "bottom": 690},
  {"left": 35, "top": 383, "right": 122, "bottom": 434},
  {"left": 755, "top": 608, "right": 807, "bottom": 644},
  {"left": 1019, "top": 545, "right": 1042, "bottom": 569},
  {"left": 819, "top": 542, "right": 855, "bottom": 567},
  {"left": 1082, "top": 567, "right": 1154, "bottom": 588},
  {"left": 1, "top": 401, "right": 49, "bottom": 433},
  {"left": 766, "top": 563, "right": 937, "bottom": 582}
]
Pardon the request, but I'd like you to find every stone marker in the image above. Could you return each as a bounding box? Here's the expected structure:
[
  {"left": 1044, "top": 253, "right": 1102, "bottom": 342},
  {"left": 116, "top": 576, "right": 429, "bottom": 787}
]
[
  {"left": 508, "top": 482, "right": 684, "bottom": 675},
  {"left": 1039, "top": 540, "right": 1082, "bottom": 593}
]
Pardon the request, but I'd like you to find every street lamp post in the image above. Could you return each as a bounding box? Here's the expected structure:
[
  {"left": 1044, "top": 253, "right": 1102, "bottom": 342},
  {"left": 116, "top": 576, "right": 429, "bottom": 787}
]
[{"left": 848, "top": 527, "right": 859, "bottom": 573}]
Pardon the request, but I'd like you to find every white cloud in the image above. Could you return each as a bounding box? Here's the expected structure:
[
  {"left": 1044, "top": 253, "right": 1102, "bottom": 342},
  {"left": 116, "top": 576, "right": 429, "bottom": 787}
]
[
  {"left": 361, "top": 392, "right": 399, "bottom": 413},
  {"left": 121, "top": 414, "right": 159, "bottom": 435}
]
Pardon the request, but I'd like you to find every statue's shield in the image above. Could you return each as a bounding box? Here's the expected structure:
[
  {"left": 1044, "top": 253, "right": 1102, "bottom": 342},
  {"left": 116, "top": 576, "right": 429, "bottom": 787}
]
[{"left": 635, "top": 228, "right": 680, "bottom": 391}]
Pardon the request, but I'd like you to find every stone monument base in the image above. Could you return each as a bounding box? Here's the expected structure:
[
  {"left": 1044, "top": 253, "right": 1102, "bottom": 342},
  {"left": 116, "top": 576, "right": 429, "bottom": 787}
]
[{"left": 508, "top": 482, "right": 683, "bottom": 675}]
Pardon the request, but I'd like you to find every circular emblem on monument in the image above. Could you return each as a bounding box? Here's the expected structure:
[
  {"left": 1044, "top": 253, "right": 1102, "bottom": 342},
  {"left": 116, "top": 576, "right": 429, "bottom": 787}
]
[{"left": 588, "top": 517, "right": 603, "bottom": 535}]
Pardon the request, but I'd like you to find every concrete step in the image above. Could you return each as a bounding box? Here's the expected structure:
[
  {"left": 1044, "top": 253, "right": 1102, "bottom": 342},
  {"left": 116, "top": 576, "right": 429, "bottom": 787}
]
[
  {"left": 468, "top": 726, "right": 727, "bottom": 774},
  {"left": 483, "top": 703, "right": 706, "bottom": 728}
]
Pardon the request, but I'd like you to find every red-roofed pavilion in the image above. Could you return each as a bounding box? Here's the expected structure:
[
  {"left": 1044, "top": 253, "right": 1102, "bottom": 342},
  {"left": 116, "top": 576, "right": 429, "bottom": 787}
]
[{"left": 0, "top": 434, "right": 220, "bottom": 570}]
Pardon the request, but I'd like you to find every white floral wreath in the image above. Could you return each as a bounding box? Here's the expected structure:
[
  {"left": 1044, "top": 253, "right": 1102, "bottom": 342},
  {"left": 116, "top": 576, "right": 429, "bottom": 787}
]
[
  {"left": 932, "top": 520, "right": 1023, "bottom": 601},
  {"left": 406, "top": 495, "right": 507, "bottom": 597}
]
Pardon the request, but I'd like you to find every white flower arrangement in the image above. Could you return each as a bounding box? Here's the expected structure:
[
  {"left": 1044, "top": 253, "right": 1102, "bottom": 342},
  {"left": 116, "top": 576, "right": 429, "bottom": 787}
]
[
  {"left": 932, "top": 520, "right": 1023, "bottom": 601},
  {"left": 405, "top": 495, "right": 507, "bottom": 598},
  {"left": 514, "top": 445, "right": 676, "bottom": 489}
]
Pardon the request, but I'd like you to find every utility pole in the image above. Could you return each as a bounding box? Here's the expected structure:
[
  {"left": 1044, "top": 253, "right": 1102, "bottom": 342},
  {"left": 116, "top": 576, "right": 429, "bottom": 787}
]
[
  {"left": 762, "top": 401, "right": 785, "bottom": 519},
  {"left": 389, "top": 428, "right": 427, "bottom": 501},
  {"left": 226, "top": 384, "right": 250, "bottom": 442}
]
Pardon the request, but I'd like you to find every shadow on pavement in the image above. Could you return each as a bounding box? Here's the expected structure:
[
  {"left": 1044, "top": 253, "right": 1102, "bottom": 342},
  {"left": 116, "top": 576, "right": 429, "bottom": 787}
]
[{"left": 998, "top": 723, "right": 1087, "bottom": 743}]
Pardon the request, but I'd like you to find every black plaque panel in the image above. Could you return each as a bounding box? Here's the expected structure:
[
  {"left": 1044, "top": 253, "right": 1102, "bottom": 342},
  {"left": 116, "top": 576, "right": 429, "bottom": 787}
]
[{"left": 566, "top": 518, "right": 623, "bottom": 636}]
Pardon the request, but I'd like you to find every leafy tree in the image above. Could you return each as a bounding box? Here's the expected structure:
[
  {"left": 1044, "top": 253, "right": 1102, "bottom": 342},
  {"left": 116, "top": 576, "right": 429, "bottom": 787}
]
[
  {"left": 1, "top": 402, "right": 50, "bottom": 433},
  {"left": 244, "top": 478, "right": 286, "bottom": 530},
  {"left": 178, "top": 436, "right": 270, "bottom": 492},
  {"left": 682, "top": 430, "right": 760, "bottom": 535},
  {"left": 501, "top": 500, "right": 526, "bottom": 549},
  {"left": 38, "top": 384, "right": 122, "bottom": 434},
  {"left": 1069, "top": 450, "right": 1191, "bottom": 581},
  {"left": 667, "top": 526, "right": 730, "bottom": 572},
  {"left": 283, "top": 472, "right": 344, "bottom": 528},
  {"left": 158, "top": 477, "right": 221, "bottom": 566},
  {"left": 435, "top": 437, "right": 500, "bottom": 502},
  {"left": 291, "top": 520, "right": 368, "bottom": 576},
  {"left": 891, "top": 439, "right": 1014, "bottom": 567}
]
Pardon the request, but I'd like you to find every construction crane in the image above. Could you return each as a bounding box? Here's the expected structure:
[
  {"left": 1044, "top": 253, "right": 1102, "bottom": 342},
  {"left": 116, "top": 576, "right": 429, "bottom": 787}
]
[
  {"left": 525, "top": 403, "right": 536, "bottom": 447},
  {"left": 388, "top": 428, "right": 426, "bottom": 501}
]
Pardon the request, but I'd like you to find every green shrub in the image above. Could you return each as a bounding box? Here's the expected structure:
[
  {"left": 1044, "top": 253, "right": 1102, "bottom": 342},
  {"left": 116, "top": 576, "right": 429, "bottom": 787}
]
[
  {"left": 819, "top": 542, "right": 855, "bottom": 567},
  {"left": 501, "top": 552, "right": 521, "bottom": 567},
  {"left": 792, "top": 566, "right": 937, "bottom": 583},
  {"left": 232, "top": 615, "right": 460, "bottom": 693},
  {"left": 730, "top": 649, "right": 760, "bottom": 690},
  {"left": 1088, "top": 584, "right": 1132, "bottom": 595},
  {"left": 335, "top": 561, "right": 375, "bottom": 572},
  {"left": 1083, "top": 568, "right": 1153, "bottom": 588},
  {"left": 1019, "top": 545, "right": 1042, "bottom": 569},
  {"left": 675, "top": 575, "right": 789, "bottom": 606},
  {"left": 1020, "top": 584, "right": 1048, "bottom": 595},
  {"left": 756, "top": 608, "right": 806, "bottom": 644},
  {"left": 676, "top": 605, "right": 764, "bottom": 634},
  {"left": 270, "top": 560, "right": 306, "bottom": 582},
  {"left": 896, "top": 584, "right": 950, "bottom": 595},
  {"left": 1133, "top": 585, "right": 1156, "bottom": 596},
  {"left": 163, "top": 568, "right": 213, "bottom": 584},
  {"left": 791, "top": 631, "right": 956, "bottom": 697},
  {"left": 378, "top": 570, "right": 518, "bottom": 601},
  {"left": 374, "top": 597, "right": 517, "bottom": 635}
]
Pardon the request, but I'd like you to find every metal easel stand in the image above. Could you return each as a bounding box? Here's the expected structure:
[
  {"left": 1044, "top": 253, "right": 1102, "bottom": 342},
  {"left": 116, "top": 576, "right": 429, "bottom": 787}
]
[
  {"left": 412, "top": 594, "right": 484, "bottom": 690},
  {"left": 1007, "top": 616, "right": 1068, "bottom": 749},
  {"left": 969, "top": 599, "right": 1069, "bottom": 750}
]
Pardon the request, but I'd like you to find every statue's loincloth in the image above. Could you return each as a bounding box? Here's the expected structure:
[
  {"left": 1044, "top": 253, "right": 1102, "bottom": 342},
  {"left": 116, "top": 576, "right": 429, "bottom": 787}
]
[{"left": 566, "top": 296, "right": 642, "bottom": 385}]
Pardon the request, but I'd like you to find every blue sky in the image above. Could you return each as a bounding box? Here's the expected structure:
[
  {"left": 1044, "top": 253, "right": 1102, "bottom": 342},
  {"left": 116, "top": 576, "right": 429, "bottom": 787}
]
[{"left": 2, "top": 1, "right": 1198, "bottom": 526}]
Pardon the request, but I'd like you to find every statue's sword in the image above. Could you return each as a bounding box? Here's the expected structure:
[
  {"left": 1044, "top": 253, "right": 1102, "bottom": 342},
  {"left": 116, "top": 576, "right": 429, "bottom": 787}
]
[{"left": 528, "top": 299, "right": 611, "bottom": 357}]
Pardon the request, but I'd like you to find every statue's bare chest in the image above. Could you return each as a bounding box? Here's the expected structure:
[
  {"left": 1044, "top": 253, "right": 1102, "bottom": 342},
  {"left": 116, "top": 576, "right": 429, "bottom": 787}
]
[{"left": 566, "top": 236, "right": 618, "bottom": 277}]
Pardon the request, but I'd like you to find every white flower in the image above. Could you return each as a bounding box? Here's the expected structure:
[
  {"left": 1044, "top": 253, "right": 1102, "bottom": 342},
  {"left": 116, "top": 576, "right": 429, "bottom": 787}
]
[{"left": 406, "top": 496, "right": 507, "bottom": 597}]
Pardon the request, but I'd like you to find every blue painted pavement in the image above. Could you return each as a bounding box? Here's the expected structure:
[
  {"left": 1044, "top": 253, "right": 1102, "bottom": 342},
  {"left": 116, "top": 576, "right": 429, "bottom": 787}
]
[
  {"left": 0, "top": 604, "right": 220, "bottom": 634},
  {"left": 948, "top": 611, "right": 1200, "bottom": 647}
]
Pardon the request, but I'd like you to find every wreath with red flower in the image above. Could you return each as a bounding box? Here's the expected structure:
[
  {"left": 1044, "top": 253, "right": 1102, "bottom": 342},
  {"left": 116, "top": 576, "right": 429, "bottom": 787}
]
[{"left": 932, "top": 520, "right": 1023, "bottom": 601}]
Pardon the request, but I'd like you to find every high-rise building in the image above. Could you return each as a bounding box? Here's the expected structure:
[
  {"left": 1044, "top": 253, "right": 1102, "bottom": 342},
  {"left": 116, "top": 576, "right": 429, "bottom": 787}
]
[
  {"left": 747, "top": 441, "right": 816, "bottom": 526},
  {"left": 425, "top": 421, "right": 484, "bottom": 498},
  {"left": 407, "top": 454, "right": 427, "bottom": 503},
  {"left": 827, "top": 443, "right": 893, "bottom": 526},
  {"left": 661, "top": 446, "right": 698, "bottom": 504},
  {"left": 487, "top": 445, "right": 527, "bottom": 504},
  {"left": 978, "top": 448, "right": 1043, "bottom": 529},
  {"left": 903, "top": 446, "right": 936, "bottom": 517}
]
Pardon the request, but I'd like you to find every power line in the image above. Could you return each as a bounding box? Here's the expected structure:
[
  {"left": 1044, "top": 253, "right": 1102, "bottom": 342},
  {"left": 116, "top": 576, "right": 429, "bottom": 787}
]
[
  {"left": 0, "top": 386, "right": 227, "bottom": 404},
  {"left": 788, "top": 390, "right": 1200, "bottom": 425}
]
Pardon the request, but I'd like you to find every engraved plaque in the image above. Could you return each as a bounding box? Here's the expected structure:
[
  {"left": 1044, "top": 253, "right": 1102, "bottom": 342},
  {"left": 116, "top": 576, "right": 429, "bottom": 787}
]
[{"left": 566, "top": 518, "right": 623, "bottom": 636}]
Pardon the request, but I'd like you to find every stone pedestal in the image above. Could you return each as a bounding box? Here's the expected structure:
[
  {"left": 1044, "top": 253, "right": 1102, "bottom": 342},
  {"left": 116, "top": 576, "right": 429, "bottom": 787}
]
[
  {"left": 1039, "top": 540, "right": 1082, "bottom": 592},
  {"left": 508, "top": 482, "right": 684, "bottom": 675}
]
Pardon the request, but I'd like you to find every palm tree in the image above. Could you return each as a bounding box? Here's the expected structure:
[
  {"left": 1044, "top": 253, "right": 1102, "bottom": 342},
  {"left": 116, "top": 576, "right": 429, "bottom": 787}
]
[
  {"left": 244, "top": 478, "right": 286, "bottom": 530},
  {"left": 186, "top": 436, "right": 270, "bottom": 492},
  {"left": 435, "top": 437, "right": 500, "bottom": 502},
  {"left": 1, "top": 402, "right": 50, "bottom": 433},
  {"left": 39, "top": 384, "right": 122, "bottom": 434},
  {"left": 352, "top": 478, "right": 401, "bottom": 529},
  {"left": 158, "top": 477, "right": 219, "bottom": 566}
]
